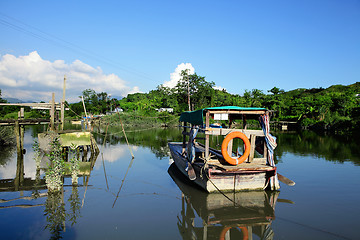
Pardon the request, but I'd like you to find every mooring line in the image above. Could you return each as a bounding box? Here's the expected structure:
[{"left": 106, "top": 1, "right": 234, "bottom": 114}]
[
  {"left": 116, "top": 111, "right": 134, "bottom": 158},
  {"left": 276, "top": 216, "right": 352, "bottom": 240},
  {"left": 101, "top": 123, "right": 110, "bottom": 191},
  {"left": 112, "top": 156, "right": 135, "bottom": 208}
]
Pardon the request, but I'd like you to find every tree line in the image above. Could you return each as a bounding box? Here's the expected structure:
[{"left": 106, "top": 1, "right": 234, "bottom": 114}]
[
  {"left": 114, "top": 71, "right": 360, "bottom": 134},
  {"left": 0, "top": 71, "right": 359, "bottom": 134}
]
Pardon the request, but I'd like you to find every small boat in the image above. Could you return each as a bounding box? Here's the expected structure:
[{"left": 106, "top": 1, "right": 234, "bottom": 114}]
[{"left": 168, "top": 106, "right": 282, "bottom": 192}]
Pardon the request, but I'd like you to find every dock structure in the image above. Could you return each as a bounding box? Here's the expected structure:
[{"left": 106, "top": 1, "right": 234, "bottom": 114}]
[
  {"left": 0, "top": 92, "right": 66, "bottom": 130},
  {"left": 271, "top": 121, "right": 298, "bottom": 131},
  {"left": 0, "top": 97, "right": 64, "bottom": 186},
  {"left": 0, "top": 91, "right": 99, "bottom": 191}
]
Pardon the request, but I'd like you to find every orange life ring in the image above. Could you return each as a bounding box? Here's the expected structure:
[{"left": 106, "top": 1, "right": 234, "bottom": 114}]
[
  {"left": 221, "top": 131, "right": 250, "bottom": 165},
  {"left": 219, "top": 226, "right": 249, "bottom": 240}
]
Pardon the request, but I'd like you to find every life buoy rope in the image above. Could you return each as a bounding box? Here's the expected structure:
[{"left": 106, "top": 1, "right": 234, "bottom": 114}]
[
  {"left": 219, "top": 226, "right": 249, "bottom": 240},
  {"left": 221, "top": 131, "right": 250, "bottom": 165}
]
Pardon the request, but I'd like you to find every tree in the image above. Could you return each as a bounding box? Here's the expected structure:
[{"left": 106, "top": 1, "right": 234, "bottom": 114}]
[
  {"left": 268, "top": 87, "right": 284, "bottom": 95},
  {"left": 174, "top": 72, "right": 215, "bottom": 111}
]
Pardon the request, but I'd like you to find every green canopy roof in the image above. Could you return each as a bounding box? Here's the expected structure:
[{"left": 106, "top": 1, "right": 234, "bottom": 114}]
[{"left": 179, "top": 106, "right": 267, "bottom": 126}]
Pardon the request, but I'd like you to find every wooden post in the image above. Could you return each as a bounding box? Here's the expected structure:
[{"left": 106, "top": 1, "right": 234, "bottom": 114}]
[
  {"left": 205, "top": 110, "right": 210, "bottom": 159},
  {"left": 50, "top": 93, "right": 55, "bottom": 131},
  {"left": 81, "top": 96, "right": 89, "bottom": 129},
  {"left": 61, "top": 75, "right": 66, "bottom": 130},
  {"left": 248, "top": 134, "right": 256, "bottom": 162},
  {"left": 83, "top": 146, "right": 88, "bottom": 162},
  {"left": 202, "top": 220, "right": 208, "bottom": 240},
  {"left": 227, "top": 139, "right": 233, "bottom": 157},
  {"left": 248, "top": 226, "right": 252, "bottom": 240},
  {"left": 185, "top": 71, "right": 191, "bottom": 111},
  {"left": 18, "top": 108, "right": 24, "bottom": 119},
  {"left": 14, "top": 120, "right": 24, "bottom": 190},
  {"left": 182, "top": 122, "right": 187, "bottom": 154}
]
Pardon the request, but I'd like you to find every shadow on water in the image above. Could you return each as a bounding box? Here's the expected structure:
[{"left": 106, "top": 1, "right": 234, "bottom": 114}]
[{"left": 168, "top": 164, "right": 280, "bottom": 240}]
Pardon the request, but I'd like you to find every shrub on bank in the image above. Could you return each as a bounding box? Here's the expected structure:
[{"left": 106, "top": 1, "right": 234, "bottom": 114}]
[{"left": 100, "top": 111, "right": 178, "bottom": 127}]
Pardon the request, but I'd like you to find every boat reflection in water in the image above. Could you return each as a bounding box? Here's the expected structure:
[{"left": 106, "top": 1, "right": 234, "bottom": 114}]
[{"left": 168, "top": 163, "right": 279, "bottom": 240}]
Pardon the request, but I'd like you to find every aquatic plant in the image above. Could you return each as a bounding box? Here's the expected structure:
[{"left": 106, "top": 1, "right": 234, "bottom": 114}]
[{"left": 45, "top": 137, "right": 65, "bottom": 192}]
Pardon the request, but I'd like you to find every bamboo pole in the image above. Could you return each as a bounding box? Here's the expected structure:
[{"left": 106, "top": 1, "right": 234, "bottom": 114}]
[
  {"left": 14, "top": 120, "right": 24, "bottom": 191},
  {"left": 14, "top": 120, "right": 21, "bottom": 191},
  {"left": 81, "top": 96, "right": 89, "bottom": 129},
  {"left": 205, "top": 110, "right": 210, "bottom": 159},
  {"left": 61, "top": 75, "right": 66, "bottom": 130},
  {"left": 50, "top": 93, "right": 55, "bottom": 130}
]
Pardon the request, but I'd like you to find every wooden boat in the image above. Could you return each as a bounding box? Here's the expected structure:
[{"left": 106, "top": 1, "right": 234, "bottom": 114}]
[{"left": 168, "top": 106, "right": 281, "bottom": 192}]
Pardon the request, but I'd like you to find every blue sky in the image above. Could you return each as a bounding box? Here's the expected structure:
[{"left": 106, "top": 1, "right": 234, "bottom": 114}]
[{"left": 0, "top": 0, "right": 359, "bottom": 102}]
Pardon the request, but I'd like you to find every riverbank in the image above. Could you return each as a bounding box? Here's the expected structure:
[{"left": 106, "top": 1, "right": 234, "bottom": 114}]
[{"left": 94, "top": 111, "right": 179, "bottom": 128}]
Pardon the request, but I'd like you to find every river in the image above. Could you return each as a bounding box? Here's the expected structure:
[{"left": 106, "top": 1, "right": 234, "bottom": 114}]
[{"left": 0, "top": 124, "right": 359, "bottom": 240}]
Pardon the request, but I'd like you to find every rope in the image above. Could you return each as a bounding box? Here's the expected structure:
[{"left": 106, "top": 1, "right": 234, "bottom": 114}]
[
  {"left": 91, "top": 117, "right": 178, "bottom": 137},
  {"left": 101, "top": 123, "right": 110, "bottom": 190},
  {"left": 112, "top": 157, "right": 135, "bottom": 208},
  {"left": 64, "top": 102, "right": 82, "bottom": 119},
  {"left": 116, "top": 111, "right": 134, "bottom": 158}
]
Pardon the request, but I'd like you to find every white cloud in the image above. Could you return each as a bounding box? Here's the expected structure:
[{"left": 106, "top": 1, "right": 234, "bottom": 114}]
[
  {"left": 0, "top": 51, "right": 140, "bottom": 102},
  {"left": 163, "top": 63, "right": 195, "bottom": 88},
  {"left": 213, "top": 86, "right": 226, "bottom": 91}
]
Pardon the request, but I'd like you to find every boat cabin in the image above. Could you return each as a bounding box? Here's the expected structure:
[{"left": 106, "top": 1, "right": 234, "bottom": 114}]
[{"left": 168, "top": 106, "right": 280, "bottom": 192}]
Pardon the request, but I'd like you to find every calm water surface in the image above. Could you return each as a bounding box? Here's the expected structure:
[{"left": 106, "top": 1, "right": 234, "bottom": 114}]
[{"left": 0, "top": 124, "right": 359, "bottom": 240}]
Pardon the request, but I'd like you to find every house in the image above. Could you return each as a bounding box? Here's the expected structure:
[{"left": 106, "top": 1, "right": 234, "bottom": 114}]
[
  {"left": 106, "top": 107, "right": 123, "bottom": 115},
  {"left": 157, "top": 108, "right": 173, "bottom": 113}
]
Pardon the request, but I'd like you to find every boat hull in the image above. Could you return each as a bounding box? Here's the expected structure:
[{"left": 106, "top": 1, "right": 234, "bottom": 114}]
[{"left": 168, "top": 142, "right": 276, "bottom": 192}]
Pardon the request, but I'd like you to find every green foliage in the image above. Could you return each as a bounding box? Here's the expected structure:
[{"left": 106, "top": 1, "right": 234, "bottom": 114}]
[
  {"left": 2, "top": 80, "right": 359, "bottom": 134},
  {"left": 112, "top": 81, "right": 360, "bottom": 134},
  {"left": 102, "top": 111, "right": 178, "bottom": 128},
  {"left": 68, "top": 89, "right": 117, "bottom": 116},
  {"left": 45, "top": 137, "right": 65, "bottom": 192}
]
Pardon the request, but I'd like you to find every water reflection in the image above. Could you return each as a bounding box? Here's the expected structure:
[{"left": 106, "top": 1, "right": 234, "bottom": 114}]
[
  {"left": 168, "top": 164, "right": 279, "bottom": 240},
  {"left": 44, "top": 190, "right": 66, "bottom": 239},
  {"left": 1, "top": 124, "right": 359, "bottom": 239},
  {"left": 275, "top": 131, "right": 360, "bottom": 165},
  {"left": 0, "top": 125, "right": 99, "bottom": 239},
  {"left": 0, "top": 145, "right": 15, "bottom": 166},
  {"left": 91, "top": 124, "right": 182, "bottom": 159}
]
